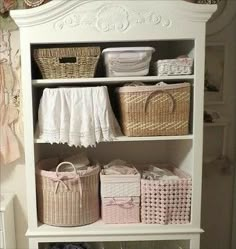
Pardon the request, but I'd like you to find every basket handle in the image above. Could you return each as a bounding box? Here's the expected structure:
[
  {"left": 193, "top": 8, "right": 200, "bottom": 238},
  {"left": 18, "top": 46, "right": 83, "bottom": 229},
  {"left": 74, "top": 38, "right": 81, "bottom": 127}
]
[
  {"left": 144, "top": 90, "right": 175, "bottom": 114},
  {"left": 54, "top": 162, "right": 82, "bottom": 197},
  {"left": 55, "top": 161, "right": 77, "bottom": 177},
  {"left": 111, "top": 53, "right": 150, "bottom": 63},
  {"left": 59, "top": 57, "right": 77, "bottom": 64}
]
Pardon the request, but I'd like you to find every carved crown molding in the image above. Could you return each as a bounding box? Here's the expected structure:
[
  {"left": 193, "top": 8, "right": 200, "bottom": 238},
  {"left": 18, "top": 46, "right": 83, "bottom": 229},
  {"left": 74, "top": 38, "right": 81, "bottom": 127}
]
[
  {"left": 10, "top": 0, "right": 217, "bottom": 28},
  {"left": 10, "top": 0, "right": 87, "bottom": 27},
  {"left": 54, "top": 5, "right": 172, "bottom": 32}
]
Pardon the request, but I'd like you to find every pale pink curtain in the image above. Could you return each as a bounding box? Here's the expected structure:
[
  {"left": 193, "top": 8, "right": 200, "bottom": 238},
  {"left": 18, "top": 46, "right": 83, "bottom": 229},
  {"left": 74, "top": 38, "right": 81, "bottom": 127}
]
[{"left": 0, "top": 61, "right": 20, "bottom": 165}]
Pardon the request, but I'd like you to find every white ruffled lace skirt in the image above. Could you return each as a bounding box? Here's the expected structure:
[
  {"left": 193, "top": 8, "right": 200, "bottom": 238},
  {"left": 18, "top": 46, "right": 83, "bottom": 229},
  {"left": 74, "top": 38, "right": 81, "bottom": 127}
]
[{"left": 37, "top": 86, "right": 121, "bottom": 147}]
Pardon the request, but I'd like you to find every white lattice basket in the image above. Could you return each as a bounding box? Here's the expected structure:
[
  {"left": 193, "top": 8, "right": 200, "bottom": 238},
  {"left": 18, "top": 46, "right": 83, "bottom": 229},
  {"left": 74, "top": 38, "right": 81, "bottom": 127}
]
[
  {"left": 141, "top": 168, "right": 192, "bottom": 225},
  {"left": 100, "top": 169, "right": 140, "bottom": 197},
  {"left": 155, "top": 57, "right": 193, "bottom": 76}
]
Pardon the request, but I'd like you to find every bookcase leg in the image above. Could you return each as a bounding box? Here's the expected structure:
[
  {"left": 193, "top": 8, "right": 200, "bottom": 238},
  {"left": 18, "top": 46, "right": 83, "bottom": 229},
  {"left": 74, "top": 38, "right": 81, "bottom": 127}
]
[
  {"left": 29, "top": 238, "right": 39, "bottom": 249},
  {"left": 190, "top": 235, "right": 200, "bottom": 249}
]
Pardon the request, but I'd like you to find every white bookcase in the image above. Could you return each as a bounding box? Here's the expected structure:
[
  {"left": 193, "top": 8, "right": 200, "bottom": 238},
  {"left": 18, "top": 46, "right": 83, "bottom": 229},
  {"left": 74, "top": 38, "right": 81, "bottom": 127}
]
[
  {"left": 10, "top": 1, "right": 216, "bottom": 249},
  {"left": 0, "top": 194, "right": 16, "bottom": 249}
]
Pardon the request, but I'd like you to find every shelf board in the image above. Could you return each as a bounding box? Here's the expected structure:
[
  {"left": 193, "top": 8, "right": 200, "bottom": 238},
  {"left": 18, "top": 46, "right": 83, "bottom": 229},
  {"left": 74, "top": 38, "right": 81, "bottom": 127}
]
[
  {"left": 35, "top": 135, "right": 193, "bottom": 144},
  {"left": 114, "top": 135, "right": 193, "bottom": 141},
  {"left": 32, "top": 75, "right": 194, "bottom": 86},
  {"left": 27, "top": 221, "right": 203, "bottom": 240}
]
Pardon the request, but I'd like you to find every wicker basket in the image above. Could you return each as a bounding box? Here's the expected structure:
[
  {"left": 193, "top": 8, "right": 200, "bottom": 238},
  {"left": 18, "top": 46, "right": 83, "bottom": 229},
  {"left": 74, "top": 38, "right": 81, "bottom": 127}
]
[
  {"left": 102, "top": 197, "right": 140, "bottom": 224},
  {"left": 141, "top": 167, "right": 192, "bottom": 225},
  {"left": 100, "top": 168, "right": 140, "bottom": 197},
  {"left": 36, "top": 158, "right": 100, "bottom": 226},
  {"left": 155, "top": 58, "right": 193, "bottom": 76},
  {"left": 116, "top": 82, "right": 191, "bottom": 136},
  {"left": 34, "top": 47, "right": 101, "bottom": 79}
]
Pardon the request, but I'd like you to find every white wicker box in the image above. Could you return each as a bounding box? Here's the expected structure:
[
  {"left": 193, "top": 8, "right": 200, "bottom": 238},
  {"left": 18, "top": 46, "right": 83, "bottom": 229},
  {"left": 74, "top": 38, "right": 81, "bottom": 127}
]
[
  {"left": 155, "top": 57, "right": 193, "bottom": 76},
  {"left": 100, "top": 170, "right": 141, "bottom": 197},
  {"left": 102, "top": 196, "right": 140, "bottom": 224}
]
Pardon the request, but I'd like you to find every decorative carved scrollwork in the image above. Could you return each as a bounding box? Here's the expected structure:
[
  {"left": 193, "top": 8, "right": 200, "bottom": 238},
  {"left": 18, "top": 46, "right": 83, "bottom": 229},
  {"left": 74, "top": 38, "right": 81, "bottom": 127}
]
[
  {"left": 54, "top": 5, "right": 172, "bottom": 32},
  {"left": 96, "top": 5, "right": 129, "bottom": 32}
]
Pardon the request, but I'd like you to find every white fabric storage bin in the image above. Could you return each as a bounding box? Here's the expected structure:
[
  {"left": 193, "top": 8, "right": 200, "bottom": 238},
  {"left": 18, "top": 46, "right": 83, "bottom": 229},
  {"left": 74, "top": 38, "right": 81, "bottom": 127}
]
[
  {"left": 100, "top": 169, "right": 141, "bottom": 197},
  {"left": 102, "top": 47, "right": 155, "bottom": 77}
]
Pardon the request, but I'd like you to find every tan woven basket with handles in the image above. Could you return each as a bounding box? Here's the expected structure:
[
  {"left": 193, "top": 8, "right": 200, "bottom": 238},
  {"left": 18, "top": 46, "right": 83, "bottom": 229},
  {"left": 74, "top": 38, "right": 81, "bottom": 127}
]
[
  {"left": 36, "top": 158, "right": 100, "bottom": 226},
  {"left": 34, "top": 47, "right": 101, "bottom": 79},
  {"left": 116, "top": 82, "right": 191, "bottom": 136}
]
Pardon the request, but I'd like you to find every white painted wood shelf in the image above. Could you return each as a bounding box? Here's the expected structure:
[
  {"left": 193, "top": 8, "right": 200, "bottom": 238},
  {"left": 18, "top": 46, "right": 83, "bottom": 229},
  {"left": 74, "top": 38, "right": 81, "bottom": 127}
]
[
  {"left": 35, "top": 135, "right": 194, "bottom": 144},
  {"left": 27, "top": 221, "right": 203, "bottom": 239},
  {"left": 10, "top": 0, "right": 216, "bottom": 248},
  {"left": 32, "top": 75, "right": 194, "bottom": 86}
]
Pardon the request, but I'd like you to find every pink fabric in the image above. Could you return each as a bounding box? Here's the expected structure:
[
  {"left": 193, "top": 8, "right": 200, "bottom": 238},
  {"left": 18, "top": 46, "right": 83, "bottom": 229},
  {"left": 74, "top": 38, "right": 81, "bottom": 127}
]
[
  {"left": 0, "top": 0, "right": 17, "bottom": 14},
  {"left": 36, "top": 158, "right": 99, "bottom": 178},
  {"left": 102, "top": 197, "right": 140, "bottom": 224},
  {"left": 0, "top": 63, "right": 20, "bottom": 165}
]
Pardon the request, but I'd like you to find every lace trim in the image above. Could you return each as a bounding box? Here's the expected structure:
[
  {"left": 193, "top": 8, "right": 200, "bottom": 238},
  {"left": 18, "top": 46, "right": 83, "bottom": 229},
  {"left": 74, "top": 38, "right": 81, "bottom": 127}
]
[{"left": 38, "top": 127, "right": 118, "bottom": 148}]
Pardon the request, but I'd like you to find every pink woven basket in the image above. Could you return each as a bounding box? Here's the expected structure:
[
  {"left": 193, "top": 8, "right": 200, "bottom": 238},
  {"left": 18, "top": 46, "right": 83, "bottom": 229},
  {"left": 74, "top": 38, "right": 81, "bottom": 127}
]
[
  {"left": 36, "top": 158, "right": 100, "bottom": 227},
  {"left": 141, "top": 168, "right": 192, "bottom": 225},
  {"left": 102, "top": 197, "right": 140, "bottom": 224}
]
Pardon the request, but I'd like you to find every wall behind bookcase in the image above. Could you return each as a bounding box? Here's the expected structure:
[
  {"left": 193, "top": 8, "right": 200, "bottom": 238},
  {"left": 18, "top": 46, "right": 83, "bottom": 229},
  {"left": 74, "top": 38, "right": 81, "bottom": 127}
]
[{"left": 201, "top": 8, "right": 236, "bottom": 249}]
